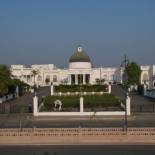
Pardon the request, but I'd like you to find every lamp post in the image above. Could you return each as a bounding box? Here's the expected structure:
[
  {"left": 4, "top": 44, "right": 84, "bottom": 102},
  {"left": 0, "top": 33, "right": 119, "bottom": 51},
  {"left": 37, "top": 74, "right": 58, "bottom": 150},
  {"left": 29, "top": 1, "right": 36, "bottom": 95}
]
[{"left": 121, "top": 55, "right": 129, "bottom": 132}]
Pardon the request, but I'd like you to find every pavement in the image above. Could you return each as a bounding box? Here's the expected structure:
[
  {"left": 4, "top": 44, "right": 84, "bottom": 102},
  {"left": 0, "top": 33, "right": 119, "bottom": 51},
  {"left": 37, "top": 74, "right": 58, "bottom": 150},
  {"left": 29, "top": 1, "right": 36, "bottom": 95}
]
[{"left": 0, "top": 112, "right": 155, "bottom": 128}]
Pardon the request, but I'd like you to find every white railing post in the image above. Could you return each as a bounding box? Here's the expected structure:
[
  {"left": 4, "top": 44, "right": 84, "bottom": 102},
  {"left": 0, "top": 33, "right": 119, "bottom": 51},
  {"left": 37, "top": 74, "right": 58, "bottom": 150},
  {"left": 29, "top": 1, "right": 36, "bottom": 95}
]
[
  {"left": 33, "top": 95, "right": 38, "bottom": 116},
  {"left": 126, "top": 95, "right": 131, "bottom": 115},
  {"left": 108, "top": 84, "right": 111, "bottom": 93},
  {"left": 51, "top": 84, "right": 54, "bottom": 96},
  {"left": 80, "top": 97, "right": 84, "bottom": 113}
]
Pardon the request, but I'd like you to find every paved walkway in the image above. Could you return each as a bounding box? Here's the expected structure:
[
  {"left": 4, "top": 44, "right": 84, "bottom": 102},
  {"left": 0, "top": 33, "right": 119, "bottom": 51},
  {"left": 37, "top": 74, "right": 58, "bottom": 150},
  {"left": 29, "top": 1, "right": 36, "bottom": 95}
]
[
  {"left": 112, "top": 85, "right": 155, "bottom": 112},
  {"left": 0, "top": 86, "right": 51, "bottom": 113}
]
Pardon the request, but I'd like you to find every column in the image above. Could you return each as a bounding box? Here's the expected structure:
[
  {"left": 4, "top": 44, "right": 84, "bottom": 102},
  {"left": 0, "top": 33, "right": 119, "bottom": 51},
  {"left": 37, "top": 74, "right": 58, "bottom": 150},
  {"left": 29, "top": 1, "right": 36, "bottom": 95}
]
[
  {"left": 75, "top": 74, "right": 78, "bottom": 85},
  {"left": 83, "top": 74, "right": 86, "bottom": 85},
  {"left": 33, "top": 95, "right": 38, "bottom": 116},
  {"left": 68, "top": 74, "right": 71, "bottom": 85}
]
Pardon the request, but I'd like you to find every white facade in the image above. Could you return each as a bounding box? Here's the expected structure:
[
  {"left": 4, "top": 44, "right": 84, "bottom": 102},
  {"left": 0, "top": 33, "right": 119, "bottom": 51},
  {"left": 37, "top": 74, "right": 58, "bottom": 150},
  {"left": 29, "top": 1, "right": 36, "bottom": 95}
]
[
  {"left": 140, "top": 65, "right": 155, "bottom": 89},
  {"left": 10, "top": 46, "right": 155, "bottom": 89}
]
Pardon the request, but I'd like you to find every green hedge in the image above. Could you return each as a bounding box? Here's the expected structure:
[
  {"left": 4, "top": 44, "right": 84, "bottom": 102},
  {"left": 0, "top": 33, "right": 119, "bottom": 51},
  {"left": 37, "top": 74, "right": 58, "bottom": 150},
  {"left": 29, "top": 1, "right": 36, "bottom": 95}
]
[
  {"left": 42, "top": 94, "right": 121, "bottom": 111},
  {"left": 54, "top": 84, "right": 108, "bottom": 93}
]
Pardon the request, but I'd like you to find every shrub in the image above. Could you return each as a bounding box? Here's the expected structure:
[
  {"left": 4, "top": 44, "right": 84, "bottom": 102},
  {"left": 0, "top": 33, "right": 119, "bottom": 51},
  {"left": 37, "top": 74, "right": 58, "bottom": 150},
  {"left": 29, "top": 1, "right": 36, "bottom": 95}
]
[{"left": 54, "top": 84, "right": 108, "bottom": 92}]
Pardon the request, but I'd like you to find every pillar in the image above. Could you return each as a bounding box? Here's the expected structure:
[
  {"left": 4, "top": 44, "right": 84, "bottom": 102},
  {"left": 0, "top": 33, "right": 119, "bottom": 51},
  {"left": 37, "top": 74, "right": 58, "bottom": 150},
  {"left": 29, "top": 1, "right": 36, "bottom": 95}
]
[
  {"left": 80, "top": 97, "right": 84, "bottom": 112},
  {"left": 51, "top": 84, "right": 54, "bottom": 96},
  {"left": 126, "top": 95, "right": 131, "bottom": 115},
  {"left": 83, "top": 74, "right": 86, "bottom": 85},
  {"left": 75, "top": 74, "right": 78, "bottom": 85},
  {"left": 33, "top": 95, "right": 38, "bottom": 116},
  {"left": 68, "top": 74, "right": 71, "bottom": 85}
]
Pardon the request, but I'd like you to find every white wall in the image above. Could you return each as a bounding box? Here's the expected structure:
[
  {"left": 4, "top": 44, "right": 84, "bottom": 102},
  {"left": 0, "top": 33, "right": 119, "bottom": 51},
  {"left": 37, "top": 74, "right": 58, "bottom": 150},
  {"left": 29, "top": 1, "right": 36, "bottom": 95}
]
[{"left": 69, "top": 62, "right": 91, "bottom": 69}]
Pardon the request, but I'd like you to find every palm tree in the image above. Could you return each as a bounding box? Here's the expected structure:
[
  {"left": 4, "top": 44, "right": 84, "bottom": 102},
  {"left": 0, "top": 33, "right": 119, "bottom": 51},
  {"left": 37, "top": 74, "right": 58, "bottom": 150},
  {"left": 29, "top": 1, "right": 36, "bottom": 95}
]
[{"left": 31, "top": 70, "right": 39, "bottom": 92}]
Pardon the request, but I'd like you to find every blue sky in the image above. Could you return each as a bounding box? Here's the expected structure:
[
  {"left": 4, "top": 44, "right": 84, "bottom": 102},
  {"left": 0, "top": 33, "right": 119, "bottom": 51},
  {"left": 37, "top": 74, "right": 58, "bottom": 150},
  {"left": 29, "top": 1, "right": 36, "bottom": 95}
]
[{"left": 0, "top": 0, "right": 155, "bottom": 67}]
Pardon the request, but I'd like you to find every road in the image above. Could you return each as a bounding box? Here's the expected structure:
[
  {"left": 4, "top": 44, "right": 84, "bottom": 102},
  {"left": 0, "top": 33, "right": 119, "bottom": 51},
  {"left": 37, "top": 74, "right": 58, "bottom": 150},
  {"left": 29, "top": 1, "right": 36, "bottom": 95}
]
[{"left": 1, "top": 145, "right": 155, "bottom": 155}]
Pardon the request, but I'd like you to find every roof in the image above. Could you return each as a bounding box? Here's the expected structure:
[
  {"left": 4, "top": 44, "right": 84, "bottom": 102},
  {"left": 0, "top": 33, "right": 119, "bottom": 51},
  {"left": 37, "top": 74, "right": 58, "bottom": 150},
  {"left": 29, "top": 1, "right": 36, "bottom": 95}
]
[{"left": 69, "top": 48, "right": 91, "bottom": 62}]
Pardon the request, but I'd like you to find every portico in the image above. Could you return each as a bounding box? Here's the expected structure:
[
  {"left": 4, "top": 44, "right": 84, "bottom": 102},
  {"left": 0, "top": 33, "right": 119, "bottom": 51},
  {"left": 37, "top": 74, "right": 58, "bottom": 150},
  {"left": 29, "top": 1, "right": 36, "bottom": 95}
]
[{"left": 70, "top": 74, "right": 90, "bottom": 85}]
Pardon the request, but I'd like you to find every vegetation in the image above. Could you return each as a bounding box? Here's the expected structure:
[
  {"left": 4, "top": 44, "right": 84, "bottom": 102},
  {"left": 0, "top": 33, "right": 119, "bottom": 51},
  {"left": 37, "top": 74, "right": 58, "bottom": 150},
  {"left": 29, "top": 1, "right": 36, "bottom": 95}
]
[
  {"left": 45, "top": 78, "right": 50, "bottom": 85},
  {"left": 54, "top": 84, "right": 108, "bottom": 93},
  {"left": 124, "top": 62, "right": 141, "bottom": 86},
  {"left": 42, "top": 94, "right": 121, "bottom": 111},
  {"left": 0, "top": 65, "right": 29, "bottom": 97},
  {"left": 95, "top": 78, "right": 105, "bottom": 85},
  {"left": 31, "top": 69, "right": 39, "bottom": 87}
]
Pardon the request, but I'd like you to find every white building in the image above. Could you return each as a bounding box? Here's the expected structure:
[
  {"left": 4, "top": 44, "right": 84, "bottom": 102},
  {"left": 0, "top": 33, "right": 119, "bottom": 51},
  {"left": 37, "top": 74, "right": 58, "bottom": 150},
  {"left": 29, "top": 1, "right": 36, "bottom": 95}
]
[{"left": 11, "top": 45, "right": 155, "bottom": 89}]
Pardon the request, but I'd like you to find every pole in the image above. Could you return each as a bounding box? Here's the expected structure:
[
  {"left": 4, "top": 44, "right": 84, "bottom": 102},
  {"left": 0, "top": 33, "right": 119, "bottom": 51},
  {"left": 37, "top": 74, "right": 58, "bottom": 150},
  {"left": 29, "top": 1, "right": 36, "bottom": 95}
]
[
  {"left": 122, "top": 54, "right": 129, "bottom": 132},
  {"left": 123, "top": 55, "right": 129, "bottom": 132}
]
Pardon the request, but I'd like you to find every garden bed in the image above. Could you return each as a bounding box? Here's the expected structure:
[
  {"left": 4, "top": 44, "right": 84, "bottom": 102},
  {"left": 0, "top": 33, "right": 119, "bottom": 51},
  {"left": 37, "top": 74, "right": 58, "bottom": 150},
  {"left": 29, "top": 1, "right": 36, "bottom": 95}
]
[{"left": 40, "top": 94, "right": 122, "bottom": 112}]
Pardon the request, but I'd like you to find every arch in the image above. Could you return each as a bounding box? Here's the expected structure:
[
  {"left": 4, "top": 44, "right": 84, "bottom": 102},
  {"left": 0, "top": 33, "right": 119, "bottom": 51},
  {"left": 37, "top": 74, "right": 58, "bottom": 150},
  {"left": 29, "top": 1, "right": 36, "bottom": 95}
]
[{"left": 142, "top": 73, "right": 148, "bottom": 82}]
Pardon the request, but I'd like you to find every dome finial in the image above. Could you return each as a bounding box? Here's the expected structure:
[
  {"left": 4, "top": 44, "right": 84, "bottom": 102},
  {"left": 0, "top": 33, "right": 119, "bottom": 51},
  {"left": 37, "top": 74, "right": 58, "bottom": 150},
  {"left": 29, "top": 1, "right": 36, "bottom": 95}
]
[{"left": 77, "top": 45, "right": 82, "bottom": 52}]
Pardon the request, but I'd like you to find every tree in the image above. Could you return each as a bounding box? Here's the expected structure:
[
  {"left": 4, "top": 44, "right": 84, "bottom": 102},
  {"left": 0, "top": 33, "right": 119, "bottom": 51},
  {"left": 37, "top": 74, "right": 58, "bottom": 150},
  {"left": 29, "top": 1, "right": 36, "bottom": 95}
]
[
  {"left": 31, "top": 70, "right": 39, "bottom": 89},
  {"left": 0, "top": 82, "right": 8, "bottom": 96},
  {"left": 0, "top": 65, "right": 11, "bottom": 77},
  {"left": 0, "top": 65, "right": 12, "bottom": 96},
  {"left": 95, "top": 78, "right": 105, "bottom": 85},
  {"left": 0, "top": 65, "right": 29, "bottom": 97},
  {"left": 124, "top": 62, "right": 141, "bottom": 86}
]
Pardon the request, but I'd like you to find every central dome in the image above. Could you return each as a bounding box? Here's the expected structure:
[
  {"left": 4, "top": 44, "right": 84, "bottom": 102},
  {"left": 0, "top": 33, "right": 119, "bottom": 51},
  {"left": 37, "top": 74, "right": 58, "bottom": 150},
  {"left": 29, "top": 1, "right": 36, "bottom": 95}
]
[{"left": 69, "top": 45, "right": 91, "bottom": 62}]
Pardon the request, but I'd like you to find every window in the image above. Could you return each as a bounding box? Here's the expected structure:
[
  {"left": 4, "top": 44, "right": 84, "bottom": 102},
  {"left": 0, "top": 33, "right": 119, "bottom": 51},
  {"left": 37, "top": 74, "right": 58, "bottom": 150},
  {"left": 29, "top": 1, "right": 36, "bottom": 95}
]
[
  {"left": 45, "top": 75, "right": 50, "bottom": 84},
  {"left": 37, "top": 75, "right": 42, "bottom": 82},
  {"left": 53, "top": 75, "right": 57, "bottom": 82}
]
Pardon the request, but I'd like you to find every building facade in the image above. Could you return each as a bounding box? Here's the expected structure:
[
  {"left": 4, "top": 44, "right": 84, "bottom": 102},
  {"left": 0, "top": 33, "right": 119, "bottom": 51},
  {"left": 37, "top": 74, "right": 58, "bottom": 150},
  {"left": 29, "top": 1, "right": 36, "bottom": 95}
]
[{"left": 11, "top": 45, "right": 155, "bottom": 89}]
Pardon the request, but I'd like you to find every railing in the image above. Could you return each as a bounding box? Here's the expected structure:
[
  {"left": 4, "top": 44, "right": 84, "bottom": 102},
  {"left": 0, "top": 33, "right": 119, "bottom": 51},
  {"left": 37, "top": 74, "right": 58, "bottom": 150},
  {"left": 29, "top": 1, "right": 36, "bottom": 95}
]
[
  {"left": 1, "top": 128, "right": 155, "bottom": 137},
  {"left": 53, "top": 91, "right": 109, "bottom": 96}
]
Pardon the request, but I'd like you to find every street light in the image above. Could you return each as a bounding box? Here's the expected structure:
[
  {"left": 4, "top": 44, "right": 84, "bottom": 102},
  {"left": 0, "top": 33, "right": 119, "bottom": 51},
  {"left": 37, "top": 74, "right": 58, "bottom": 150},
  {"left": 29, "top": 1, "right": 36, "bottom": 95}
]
[{"left": 121, "top": 55, "right": 129, "bottom": 132}]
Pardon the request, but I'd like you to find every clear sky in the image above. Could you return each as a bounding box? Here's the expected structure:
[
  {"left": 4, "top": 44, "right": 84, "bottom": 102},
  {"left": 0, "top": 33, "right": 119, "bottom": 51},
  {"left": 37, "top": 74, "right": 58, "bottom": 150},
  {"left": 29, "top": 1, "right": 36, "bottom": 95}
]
[{"left": 0, "top": 0, "right": 155, "bottom": 67}]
